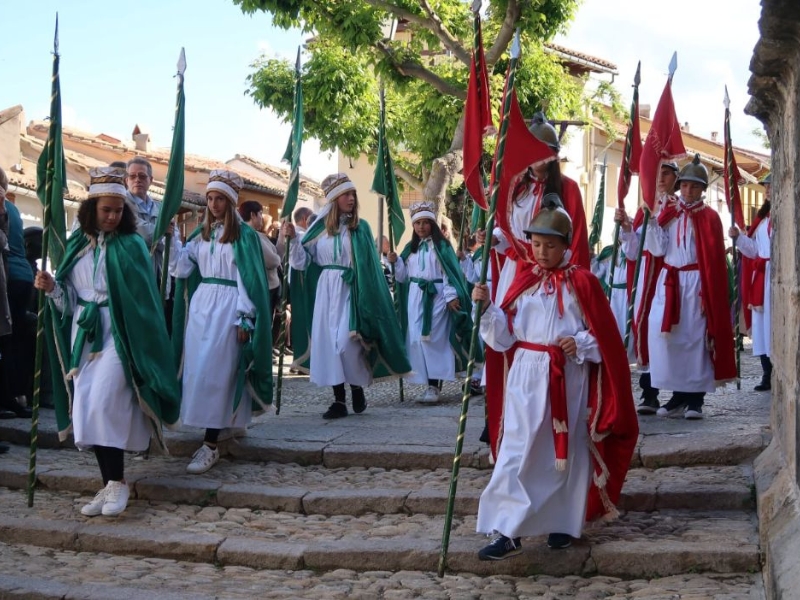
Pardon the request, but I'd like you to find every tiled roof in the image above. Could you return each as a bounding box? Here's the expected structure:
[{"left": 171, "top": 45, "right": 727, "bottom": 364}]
[
  {"left": 228, "top": 153, "right": 324, "bottom": 202},
  {"left": 544, "top": 43, "right": 618, "bottom": 74}
]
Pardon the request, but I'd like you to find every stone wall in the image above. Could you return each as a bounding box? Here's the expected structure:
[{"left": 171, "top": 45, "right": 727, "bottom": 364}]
[{"left": 746, "top": 1, "right": 800, "bottom": 598}]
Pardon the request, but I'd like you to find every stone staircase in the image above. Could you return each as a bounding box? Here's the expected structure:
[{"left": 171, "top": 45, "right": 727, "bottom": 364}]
[{"left": 0, "top": 369, "right": 770, "bottom": 599}]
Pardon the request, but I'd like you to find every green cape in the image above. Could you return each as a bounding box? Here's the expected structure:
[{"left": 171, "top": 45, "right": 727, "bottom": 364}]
[
  {"left": 292, "top": 217, "right": 410, "bottom": 379},
  {"left": 172, "top": 223, "right": 273, "bottom": 413},
  {"left": 46, "top": 232, "right": 181, "bottom": 449},
  {"left": 398, "top": 238, "right": 482, "bottom": 372}
]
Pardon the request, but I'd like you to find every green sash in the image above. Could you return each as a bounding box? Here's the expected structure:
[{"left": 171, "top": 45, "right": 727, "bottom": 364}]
[
  {"left": 398, "top": 238, "right": 482, "bottom": 372},
  {"left": 46, "top": 232, "right": 181, "bottom": 448}
]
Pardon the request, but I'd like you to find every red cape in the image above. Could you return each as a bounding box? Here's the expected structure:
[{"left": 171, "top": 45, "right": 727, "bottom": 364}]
[
  {"left": 485, "top": 175, "right": 590, "bottom": 456},
  {"left": 495, "top": 263, "right": 639, "bottom": 521},
  {"left": 657, "top": 202, "right": 737, "bottom": 383}
]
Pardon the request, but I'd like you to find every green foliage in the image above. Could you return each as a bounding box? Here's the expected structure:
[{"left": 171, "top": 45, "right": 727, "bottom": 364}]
[{"left": 238, "top": 0, "right": 595, "bottom": 174}]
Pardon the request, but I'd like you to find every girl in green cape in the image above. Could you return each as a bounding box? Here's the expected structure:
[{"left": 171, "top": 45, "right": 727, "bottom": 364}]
[
  {"left": 34, "top": 167, "right": 181, "bottom": 518},
  {"left": 283, "top": 173, "right": 410, "bottom": 419},
  {"left": 171, "top": 170, "right": 273, "bottom": 474}
]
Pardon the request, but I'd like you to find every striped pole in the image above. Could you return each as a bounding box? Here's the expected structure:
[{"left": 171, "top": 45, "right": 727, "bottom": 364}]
[{"left": 438, "top": 22, "right": 519, "bottom": 578}]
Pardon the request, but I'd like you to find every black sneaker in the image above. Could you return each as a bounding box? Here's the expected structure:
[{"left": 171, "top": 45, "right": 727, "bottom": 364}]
[
  {"left": 479, "top": 424, "right": 490, "bottom": 444},
  {"left": 636, "top": 396, "right": 660, "bottom": 415},
  {"left": 656, "top": 396, "right": 687, "bottom": 418},
  {"left": 754, "top": 380, "right": 771, "bottom": 392},
  {"left": 478, "top": 535, "right": 522, "bottom": 561},
  {"left": 469, "top": 380, "right": 484, "bottom": 396},
  {"left": 322, "top": 402, "right": 348, "bottom": 420},
  {"left": 684, "top": 406, "right": 704, "bottom": 420},
  {"left": 351, "top": 387, "right": 367, "bottom": 414},
  {"left": 547, "top": 533, "right": 572, "bottom": 549}
]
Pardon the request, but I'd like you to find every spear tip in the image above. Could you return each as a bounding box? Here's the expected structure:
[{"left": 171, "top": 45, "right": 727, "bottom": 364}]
[
  {"left": 723, "top": 85, "right": 730, "bottom": 109},
  {"left": 295, "top": 45, "right": 301, "bottom": 72},
  {"left": 54, "top": 13, "right": 60, "bottom": 55},
  {"left": 668, "top": 51, "right": 677, "bottom": 79},
  {"left": 510, "top": 28, "right": 521, "bottom": 60},
  {"left": 634, "top": 61, "right": 641, "bottom": 86},
  {"left": 471, "top": 0, "right": 482, "bottom": 13},
  {"left": 177, "top": 47, "right": 186, "bottom": 76}
]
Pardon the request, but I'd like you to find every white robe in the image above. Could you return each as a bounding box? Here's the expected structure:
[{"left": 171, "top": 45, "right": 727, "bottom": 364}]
[
  {"left": 173, "top": 226, "right": 255, "bottom": 429},
  {"left": 736, "top": 217, "right": 771, "bottom": 357},
  {"left": 592, "top": 249, "right": 628, "bottom": 342},
  {"left": 644, "top": 202, "right": 715, "bottom": 393},
  {"left": 289, "top": 223, "right": 372, "bottom": 387},
  {"left": 53, "top": 242, "right": 150, "bottom": 451},
  {"left": 476, "top": 283, "right": 599, "bottom": 539},
  {"left": 394, "top": 240, "right": 457, "bottom": 384}
]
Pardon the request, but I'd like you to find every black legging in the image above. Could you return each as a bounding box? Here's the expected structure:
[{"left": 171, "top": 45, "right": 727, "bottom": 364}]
[
  {"left": 94, "top": 446, "right": 124, "bottom": 484},
  {"left": 204, "top": 428, "right": 221, "bottom": 445}
]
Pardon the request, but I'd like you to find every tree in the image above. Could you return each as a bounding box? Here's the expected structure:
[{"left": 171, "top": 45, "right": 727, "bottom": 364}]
[{"left": 236, "top": 0, "right": 619, "bottom": 225}]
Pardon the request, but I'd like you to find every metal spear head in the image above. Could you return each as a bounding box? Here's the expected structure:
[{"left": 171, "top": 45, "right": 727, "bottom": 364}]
[
  {"left": 723, "top": 85, "right": 730, "bottom": 110},
  {"left": 177, "top": 47, "right": 186, "bottom": 76},
  {"left": 295, "top": 46, "right": 301, "bottom": 72},
  {"left": 54, "top": 13, "right": 60, "bottom": 55},
  {"left": 510, "top": 28, "right": 521, "bottom": 60},
  {"left": 471, "top": 0, "right": 482, "bottom": 13},
  {"left": 668, "top": 51, "right": 677, "bottom": 80},
  {"left": 634, "top": 61, "right": 641, "bottom": 87}
]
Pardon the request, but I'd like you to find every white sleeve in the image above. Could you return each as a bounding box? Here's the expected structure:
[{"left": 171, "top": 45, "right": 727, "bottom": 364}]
[
  {"left": 288, "top": 237, "right": 312, "bottom": 271},
  {"left": 171, "top": 238, "right": 199, "bottom": 278},
  {"left": 735, "top": 233, "right": 758, "bottom": 259},
  {"left": 234, "top": 267, "right": 257, "bottom": 328},
  {"left": 492, "top": 227, "right": 510, "bottom": 256},
  {"left": 393, "top": 255, "right": 408, "bottom": 283},
  {"left": 459, "top": 256, "right": 475, "bottom": 282},
  {"left": 620, "top": 229, "right": 641, "bottom": 261},
  {"left": 643, "top": 221, "right": 668, "bottom": 257},
  {"left": 478, "top": 302, "right": 515, "bottom": 352},
  {"left": 441, "top": 268, "right": 458, "bottom": 304},
  {"left": 572, "top": 329, "right": 602, "bottom": 365}
]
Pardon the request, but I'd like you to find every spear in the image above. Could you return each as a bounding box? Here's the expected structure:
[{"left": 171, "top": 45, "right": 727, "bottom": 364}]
[
  {"left": 723, "top": 86, "right": 743, "bottom": 390},
  {"left": 589, "top": 154, "right": 607, "bottom": 257},
  {"left": 29, "top": 15, "right": 68, "bottom": 507},
  {"left": 609, "top": 62, "right": 641, "bottom": 304},
  {"left": 153, "top": 48, "right": 187, "bottom": 306},
  {"left": 626, "top": 53, "right": 682, "bottom": 351},
  {"left": 371, "top": 85, "right": 406, "bottom": 401},
  {"left": 438, "top": 27, "right": 530, "bottom": 578},
  {"left": 275, "top": 47, "right": 304, "bottom": 415}
]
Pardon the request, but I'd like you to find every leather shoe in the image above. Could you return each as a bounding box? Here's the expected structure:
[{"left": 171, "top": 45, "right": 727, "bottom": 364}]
[{"left": 0, "top": 410, "right": 16, "bottom": 420}]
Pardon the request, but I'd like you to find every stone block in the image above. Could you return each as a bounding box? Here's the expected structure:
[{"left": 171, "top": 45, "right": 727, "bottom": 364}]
[
  {"left": 227, "top": 439, "right": 323, "bottom": 466},
  {"left": 37, "top": 469, "right": 101, "bottom": 495},
  {"left": 0, "top": 463, "right": 32, "bottom": 490},
  {"left": 404, "top": 488, "right": 479, "bottom": 516},
  {"left": 216, "top": 483, "right": 305, "bottom": 512},
  {"left": 0, "top": 574, "right": 72, "bottom": 599},
  {"left": 304, "top": 538, "right": 438, "bottom": 572},
  {"left": 134, "top": 476, "right": 220, "bottom": 505},
  {"left": 444, "top": 537, "right": 590, "bottom": 577},
  {"left": 323, "top": 444, "right": 453, "bottom": 470},
  {"left": 75, "top": 524, "right": 222, "bottom": 562},
  {"left": 639, "top": 433, "right": 765, "bottom": 468},
  {"left": 590, "top": 540, "right": 760, "bottom": 577},
  {"left": 217, "top": 537, "right": 305, "bottom": 570},
  {"left": 0, "top": 515, "right": 78, "bottom": 549},
  {"left": 302, "top": 488, "right": 408, "bottom": 516}
]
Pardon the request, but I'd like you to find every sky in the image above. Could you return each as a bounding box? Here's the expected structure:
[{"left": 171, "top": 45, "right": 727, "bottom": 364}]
[{"left": 0, "top": 0, "right": 767, "bottom": 184}]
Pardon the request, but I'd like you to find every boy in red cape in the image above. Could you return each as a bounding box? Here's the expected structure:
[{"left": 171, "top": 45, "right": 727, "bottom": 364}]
[
  {"left": 473, "top": 194, "right": 638, "bottom": 561},
  {"left": 646, "top": 155, "right": 737, "bottom": 419}
]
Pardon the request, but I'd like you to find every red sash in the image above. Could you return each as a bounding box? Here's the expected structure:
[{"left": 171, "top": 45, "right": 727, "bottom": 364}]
[
  {"left": 513, "top": 341, "right": 568, "bottom": 470},
  {"left": 749, "top": 257, "right": 769, "bottom": 310},
  {"left": 661, "top": 263, "right": 700, "bottom": 332}
]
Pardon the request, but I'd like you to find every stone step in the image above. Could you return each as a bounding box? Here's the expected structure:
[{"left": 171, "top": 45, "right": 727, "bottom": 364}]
[
  {"left": 0, "top": 446, "right": 755, "bottom": 516},
  {"left": 0, "top": 542, "right": 764, "bottom": 600},
  {"left": 0, "top": 486, "right": 760, "bottom": 579},
  {"left": 0, "top": 404, "right": 770, "bottom": 471}
]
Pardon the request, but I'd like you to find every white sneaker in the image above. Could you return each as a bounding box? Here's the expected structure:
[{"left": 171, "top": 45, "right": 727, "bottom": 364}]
[
  {"left": 186, "top": 444, "right": 220, "bottom": 474},
  {"left": 101, "top": 480, "right": 129, "bottom": 517},
  {"left": 418, "top": 386, "right": 440, "bottom": 404},
  {"left": 80, "top": 488, "right": 107, "bottom": 517}
]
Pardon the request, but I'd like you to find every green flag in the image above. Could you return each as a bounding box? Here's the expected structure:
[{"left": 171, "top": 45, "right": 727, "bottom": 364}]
[
  {"left": 280, "top": 47, "right": 304, "bottom": 220},
  {"left": 371, "top": 89, "right": 405, "bottom": 244},
  {"left": 588, "top": 157, "right": 607, "bottom": 251},
  {"left": 36, "top": 15, "right": 67, "bottom": 270},
  {"left": 152, "top": 48, "right": 186, "bottom": 248}
]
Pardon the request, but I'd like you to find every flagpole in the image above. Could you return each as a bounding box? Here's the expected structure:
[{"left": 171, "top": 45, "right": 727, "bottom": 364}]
[
  {"left": 29, "top": 16, "right": 61, "bottom": 508},
  {"left": 438, "top": 25, "right": 520, "bottom": 578},
  {"left": 625, "top": 55, "right": 673, "bottom": 351},
  {"left": 724, "top": 87, "right": 742, "bottom": 390},
  {"left": 275, "top": 46, "right": 304, "bottom": 415}
]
